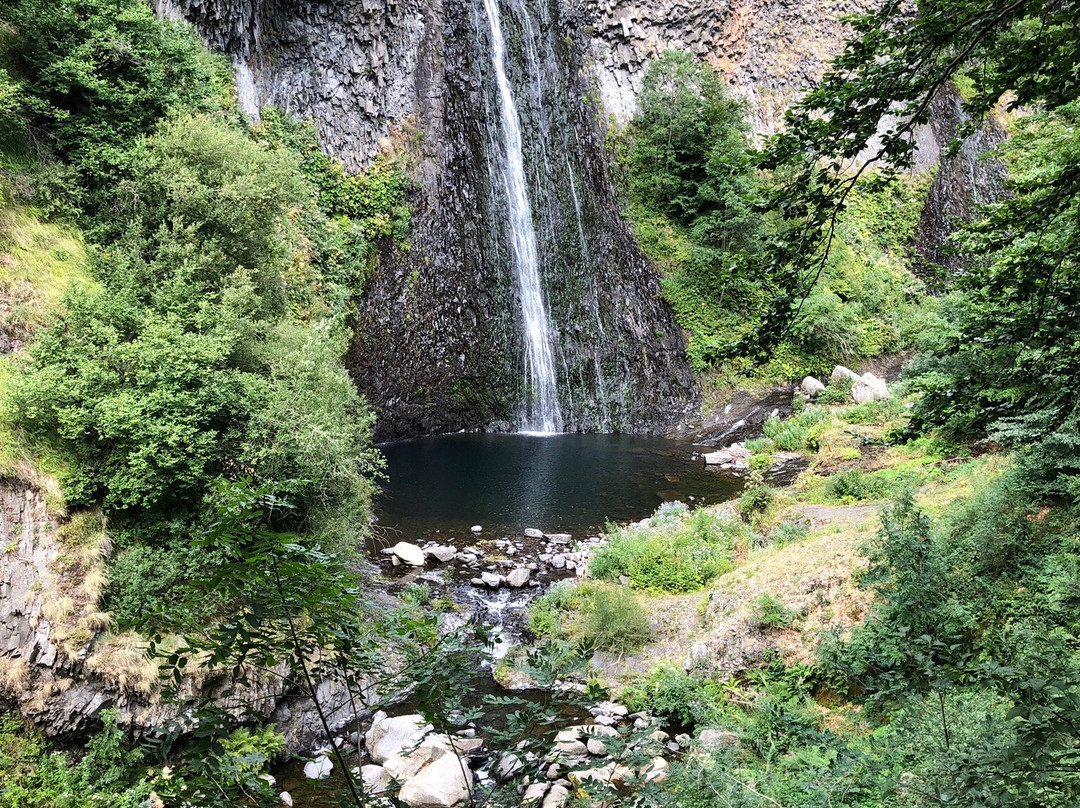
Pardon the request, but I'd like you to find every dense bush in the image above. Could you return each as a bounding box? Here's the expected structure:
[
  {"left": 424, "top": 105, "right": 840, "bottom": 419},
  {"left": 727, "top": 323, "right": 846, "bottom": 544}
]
[
  {"left": 0, "top": 710, "right": 150, "bottom": 808},
  {"left": 623, "top": 51, "right": 759, "bottom": 254},
  {"left": 824, "top": 469, "right": 889, "bottom": 502},
  {"left": 819, "top": 482, "right": 1080, "bottom": 805},
  {"left": 0, "top": 0, "right": 230, "bottom": 221},
  {"left": 616, "top": 50, "right": 930, "bottom": 379},
  {"left": 907, "top": 104, "right": 1080, "bottom": 501},
  {"left": 526, "top": 581, "right": 651, "bottom": 655},
  {"left": 623, "top": 666, "right": 726, "bottom": 728},
  {"left": 8, "top": 115, "right": 381, "bottom": 548},
  {"left": 581, "top": 585, "right": 652, "bottom": 655},
  {"left": 750, "top": 593, "right": 802, "bottom": 630},
  {"left": 590, "top": 503, "right": 748, "bottom": 593}
]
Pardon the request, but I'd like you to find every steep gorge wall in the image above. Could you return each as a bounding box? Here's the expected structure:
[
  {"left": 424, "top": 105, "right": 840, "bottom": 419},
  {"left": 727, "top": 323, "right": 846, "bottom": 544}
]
[
  {"left": 156, "top": 0, "right": 696, "bottom": 439},
  {"left": 582, "top": 0, "right": 878, "bottom": 136}
]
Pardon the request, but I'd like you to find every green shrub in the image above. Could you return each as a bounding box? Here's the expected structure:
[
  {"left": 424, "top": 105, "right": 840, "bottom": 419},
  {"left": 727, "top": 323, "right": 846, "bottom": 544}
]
[
  {"left": 591, "top": 504, "right": 746, "bottom": 593},
  {"left": 770, "top": 522, "right": 809, "bottom": 546},
  {"left": 401, "top": 582, "right": 431, "bottom": 606},
  {"left": 825, "top": 469, "right": 888, "bottom": 501},
  {"left": 738, "top": 485, "right": 774, "bottom": 518},
  {"left": 8, "top": 113, "right": 381, "bottom": 548},
  {"left": 0, "top": 0, "right": 231, "bottom": 222},
  {"left": 751, "top": 593, "right": 802, "bottom": 630},
  {"left": 0, "top": 710, "right": 151, "bottom": 808},
  {"left": 817, "top": 376, "right": 854, "bottom": 404},
  {"left": 105, "top": 542, "right": 223, "bottom": 629},
  {"left": 745, "top": 437, "right": 773, "bottom": 454},
  {"left": 838, "top": 397, "right": 905, "bottom": 425},
  {"left": 623, "top": 666, "right": 726, "bottom": 728},
  {"left": 581, "top": 586, "right": 652, "bottom": 655}
]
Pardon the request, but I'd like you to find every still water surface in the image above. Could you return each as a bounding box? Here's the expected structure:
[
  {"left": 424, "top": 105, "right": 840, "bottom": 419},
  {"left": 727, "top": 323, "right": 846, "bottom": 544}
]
[{"left": 374, "top": 433, "right": 743, "bottom": 544}]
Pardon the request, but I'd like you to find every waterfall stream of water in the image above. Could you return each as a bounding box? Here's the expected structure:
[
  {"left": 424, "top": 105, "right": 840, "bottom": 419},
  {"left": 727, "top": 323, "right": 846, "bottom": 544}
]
[{"left": 480, "top": 0, "right": 563, "bottom": 434}]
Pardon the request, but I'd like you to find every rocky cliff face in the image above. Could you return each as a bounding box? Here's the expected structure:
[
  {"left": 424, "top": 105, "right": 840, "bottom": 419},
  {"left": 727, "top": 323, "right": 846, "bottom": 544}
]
[
  {"left": 156, "top": 0, "right": 696, "bottom": 439},
  {"left": 914, "top": 88, "right": 1010, "bottom": 282},
  {"left": 0, "top": 479, "right": 367, "bottom": 747},
  {"left": 581, "top": 0, "right": 877, "bottom": 135}
]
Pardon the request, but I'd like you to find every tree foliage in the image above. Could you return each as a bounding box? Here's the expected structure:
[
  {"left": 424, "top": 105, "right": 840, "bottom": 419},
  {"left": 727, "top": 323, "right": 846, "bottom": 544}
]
[
  {"left": 625, "top": 50, "right": 760, "bottom": 254},
  {"left": 757, "top": 0, "right": 1080, "bottom": 355},
  {"left": 0, "top": 0, "right": 230, "bottom": 218}
]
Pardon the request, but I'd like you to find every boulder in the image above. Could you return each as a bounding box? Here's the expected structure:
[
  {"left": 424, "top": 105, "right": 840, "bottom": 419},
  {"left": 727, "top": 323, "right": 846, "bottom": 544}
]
[
  {"left": 596, "top": 701, "right": 629, "bottom": 717},
  {"left": 365, "top": 714, "right": 433, "bottom": 764},
  {"left": 851, "top": 372, "right": 891, "bottom": 403},
  {"left": 360, "top": 764, "right": 393, "bottom": 795},
  {"left": 425, "top": 544, "right": 458, "bottom": 563},
  {"left": 471, "top": 525, "right": 483, "bottom": 533},
  {"left": 830, "top": 365, "right": 860, "bottom": 385},
  {"left": 800, "top": 376, "right": 826, "bottom": 398},
  {"left": 554, "top": 740, "right": 588, "bottom": 757},
  {"left": 506, "top": 567, "right": 531, "bottom": 587},
  {"left": 524, "top": 528, "right": 544, "bottom": 539},
  {"left": 303, "top": 754, "right": 333, "bottom": 780},
  {"left": 586, "top": 738, "right": 607, "bottom": 756},
  {"left": 523, "top": 782, "right": 550, "bottom": 803},
  {"left": 481, "top": 571, "right": 502, "bottom": 588},
  {"left": 385, "top": 739, "right": 450, "bottom": 782},
  {"left": 641, "top": 757, "right": 669, "bottom": 784},
  {"left": 542, "top": 784, "right": 569, "bottom": 808},
  {"left": 703, "top": 444, "right": 751, "bottom": 471},
  {"left": 545, "top": 533, "right": 572, "bottom": 544},
  {"left": 550, "top": 554, "right": 566, "bottom": 570},
  {"left": 279, "top": 792, "right": 293, "bottom": 807},
  {"left": 494, "top": 752, "right": 524, "bottom": 782},
  {"left": 392, "top": 542, "right": 426, "bottom": 567},
  {"left": 698, "top": 728, "right": 740, "bottom": 749},
  {"left": 568, "top": 762, "right": 634, "bottom": 788},
  {"left": 397, "top": 746, "right": 473, "bottom": 808}
]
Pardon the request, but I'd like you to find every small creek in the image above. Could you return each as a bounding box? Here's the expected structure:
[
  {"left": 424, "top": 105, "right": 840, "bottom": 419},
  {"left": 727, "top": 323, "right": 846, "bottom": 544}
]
[{"left": 278, "top": 433, "right": 756, "bottom": 805}]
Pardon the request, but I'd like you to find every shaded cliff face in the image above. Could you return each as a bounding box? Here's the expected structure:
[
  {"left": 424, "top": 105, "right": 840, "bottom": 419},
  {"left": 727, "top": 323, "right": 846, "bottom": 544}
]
[
  {"left": 156, "top": 0, "right": 696, "bottom": 440},
  {"left": 0, "top": 479, "right": 369, "bottom": 747},
  {"left": 914, "top": 87, "right": 1010, "bottom": 283}
]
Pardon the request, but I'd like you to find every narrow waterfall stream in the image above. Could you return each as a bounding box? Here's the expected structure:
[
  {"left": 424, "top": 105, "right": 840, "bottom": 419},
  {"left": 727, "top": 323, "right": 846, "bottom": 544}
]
[{"left": 480, "top": 0, "right": 563, "bottom": 434}]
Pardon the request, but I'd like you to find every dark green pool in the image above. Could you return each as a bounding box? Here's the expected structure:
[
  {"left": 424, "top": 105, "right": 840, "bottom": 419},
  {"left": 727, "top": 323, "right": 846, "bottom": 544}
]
[{"left": 373, "top": 432, "right": 743, "bottom": 544}]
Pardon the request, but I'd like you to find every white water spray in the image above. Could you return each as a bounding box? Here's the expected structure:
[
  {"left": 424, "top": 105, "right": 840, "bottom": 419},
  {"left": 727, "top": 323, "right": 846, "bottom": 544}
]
[{"left": 481, "top": 0, "right": 563, "bottom": 434}]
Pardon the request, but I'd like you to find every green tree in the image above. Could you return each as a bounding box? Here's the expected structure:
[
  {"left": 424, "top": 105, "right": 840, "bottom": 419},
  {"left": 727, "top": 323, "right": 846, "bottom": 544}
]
[
  {"left": 626, "top": 50, "right": 759, "bottom": 255},
  {"left": 10, "top": 114, "right": 379, "bottom": 547},
  {"left": 756, "top": 0, "right": 1080, "bottom": 359},
  {"left": 0, "top": 0, "right": 229, "bottom": 218}
]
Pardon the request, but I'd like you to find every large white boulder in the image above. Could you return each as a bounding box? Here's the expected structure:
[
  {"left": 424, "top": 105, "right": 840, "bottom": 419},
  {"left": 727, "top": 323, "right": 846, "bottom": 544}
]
[
  {"left": 800, "top": 376, "right": 826, "bottom": 398},
  {"left": 359, "top": 764, "right": 393, "bottom": 795},
  {"left": 392, "top": 542, "right": 427, "bottom": 566},
  {"left": 851, "top": 372, "right": 891, "bottom": 404},
  {"left": 397, "top": 746, "right": 474, "bottom": 808},
  {"left": 830, "top": 365, "right": 861, "bottom": 385},
  {"left": 542, "top": 784, "right": 569, "bottom": 808},
  {"left": 365, "top": 714, "right": 433, "bottom": 764},
  {"left": 385, "top": 740, "right": 446, "bottom": 782},
  {"left": 303, "top": 754, "right": 333, "bottom": 780}
]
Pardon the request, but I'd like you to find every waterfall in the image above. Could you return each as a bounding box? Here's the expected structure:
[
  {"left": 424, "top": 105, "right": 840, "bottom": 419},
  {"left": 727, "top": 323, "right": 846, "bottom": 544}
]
[
  {"left": 480, "top": 0, "right": 563, "bottom": 434},
  {"left": 566, "top": 157, "right": 612, "bottom": 431}
]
